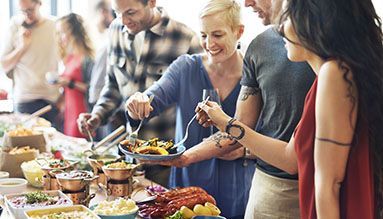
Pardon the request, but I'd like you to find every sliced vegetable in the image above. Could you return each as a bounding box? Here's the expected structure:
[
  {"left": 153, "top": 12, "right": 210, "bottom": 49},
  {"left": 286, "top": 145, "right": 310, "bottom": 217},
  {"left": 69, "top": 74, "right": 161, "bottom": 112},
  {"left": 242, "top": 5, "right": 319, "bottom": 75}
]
[{"left": 134, "top": 146, "right": 169, "bottom": 155}]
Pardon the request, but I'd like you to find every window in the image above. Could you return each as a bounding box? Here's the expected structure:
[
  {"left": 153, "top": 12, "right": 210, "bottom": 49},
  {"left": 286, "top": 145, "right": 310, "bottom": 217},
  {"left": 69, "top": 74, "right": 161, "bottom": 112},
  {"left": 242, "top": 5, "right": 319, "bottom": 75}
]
[{"left": 57, "top": 0, "right": 71, "bottom": 17}]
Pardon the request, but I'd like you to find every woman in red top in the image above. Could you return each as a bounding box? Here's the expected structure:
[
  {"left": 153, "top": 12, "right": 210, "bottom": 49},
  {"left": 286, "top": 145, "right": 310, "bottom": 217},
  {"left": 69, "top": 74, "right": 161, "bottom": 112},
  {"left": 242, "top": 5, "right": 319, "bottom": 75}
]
[
  {"left": 55, "top": 13, "right": 94, "bottom": 137},
  {"left": 196, "top": 0, "right": 383, "bottom": 218}
]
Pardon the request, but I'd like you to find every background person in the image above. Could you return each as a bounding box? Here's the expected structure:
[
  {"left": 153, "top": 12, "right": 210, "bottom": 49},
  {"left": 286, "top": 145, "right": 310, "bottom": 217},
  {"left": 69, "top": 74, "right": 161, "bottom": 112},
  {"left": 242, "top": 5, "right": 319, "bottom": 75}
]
[
  {"left": 0, "top": 0, "right": 60, "bottom": 128},
  {"left": 55, "top": 13, "right": 94, "bottom": 138},
  {"left": 89, "top": 0, "right": 119, "bottom": 140},
  {"left": 89, "top": 0, "right": 116, "bottom": 108}
]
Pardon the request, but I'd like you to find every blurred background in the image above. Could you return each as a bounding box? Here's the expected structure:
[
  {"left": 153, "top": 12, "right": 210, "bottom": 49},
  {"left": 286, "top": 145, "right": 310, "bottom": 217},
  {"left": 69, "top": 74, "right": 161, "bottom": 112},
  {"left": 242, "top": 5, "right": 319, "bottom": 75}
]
[{"left": 0, "top": 0, "right": 382, "bottom": 112}]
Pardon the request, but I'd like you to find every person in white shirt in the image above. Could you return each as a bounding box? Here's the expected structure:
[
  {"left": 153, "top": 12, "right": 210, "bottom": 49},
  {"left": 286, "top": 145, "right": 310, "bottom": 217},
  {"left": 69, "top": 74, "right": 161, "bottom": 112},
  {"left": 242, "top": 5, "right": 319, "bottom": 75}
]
[{"left": 0, "top": 0, "right": 61, "bottom": 128}]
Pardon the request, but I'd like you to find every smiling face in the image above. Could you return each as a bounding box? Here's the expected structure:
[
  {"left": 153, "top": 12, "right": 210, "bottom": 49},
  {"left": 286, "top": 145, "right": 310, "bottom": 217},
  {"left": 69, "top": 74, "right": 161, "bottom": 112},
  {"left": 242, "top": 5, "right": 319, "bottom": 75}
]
[
  {"left": 112, "top": 0, "right": 154, "bottom": 35},
  {"left": 199, "top": 12, "right": 242, "bottom": 64},
  {"left": 244, "top": 0, "right": 272, "bottom": 25}
]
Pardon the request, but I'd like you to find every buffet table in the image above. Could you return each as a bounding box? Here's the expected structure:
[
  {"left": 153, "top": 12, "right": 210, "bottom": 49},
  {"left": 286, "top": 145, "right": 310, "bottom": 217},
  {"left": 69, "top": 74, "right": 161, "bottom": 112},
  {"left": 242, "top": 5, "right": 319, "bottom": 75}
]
[
  {"left": 0, "top": 113, "right": 222, "bottom": 219},
  {"left": 0, "top": 113, "right": 158, "bottom": 219},
  {"left": 0, "top": 175, "right": 156, "bottom": 219}
]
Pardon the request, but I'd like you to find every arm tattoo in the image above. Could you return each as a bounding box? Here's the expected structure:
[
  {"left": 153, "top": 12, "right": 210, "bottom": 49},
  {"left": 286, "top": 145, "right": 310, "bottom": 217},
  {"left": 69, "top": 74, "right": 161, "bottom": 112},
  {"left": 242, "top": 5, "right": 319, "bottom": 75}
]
[
  {"left": 239, "top": 86, "right": 260, "bottom": 101},
  {"left": 315, "top": 137, "right": 352, "bottom": 146},
  {"left": 204, "top": 132, "right": 237, "bottom": 148}
]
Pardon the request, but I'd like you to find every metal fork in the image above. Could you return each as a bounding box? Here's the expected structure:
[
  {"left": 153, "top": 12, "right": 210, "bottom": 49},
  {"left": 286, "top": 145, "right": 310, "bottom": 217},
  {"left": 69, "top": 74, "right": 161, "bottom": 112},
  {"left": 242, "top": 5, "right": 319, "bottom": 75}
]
[
  {"left": 171, "top": 96, "right": 210, "bottom": 149},
  {"left": 128, "top": 95, "right": 155, "bottom": 145}
]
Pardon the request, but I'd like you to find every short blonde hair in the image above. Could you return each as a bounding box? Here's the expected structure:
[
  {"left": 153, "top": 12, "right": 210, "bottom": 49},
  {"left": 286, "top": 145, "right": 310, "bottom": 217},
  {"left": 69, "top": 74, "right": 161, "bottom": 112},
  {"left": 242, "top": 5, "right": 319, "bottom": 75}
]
[{"left": 199, "top": 0, "right": 241, "bottom": 30}]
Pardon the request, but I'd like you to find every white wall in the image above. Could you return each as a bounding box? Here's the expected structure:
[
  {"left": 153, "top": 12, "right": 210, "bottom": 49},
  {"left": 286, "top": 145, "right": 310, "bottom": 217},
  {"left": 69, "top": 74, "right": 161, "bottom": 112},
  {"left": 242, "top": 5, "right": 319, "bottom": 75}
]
[{"left": 373, "top": 0, "right": 383, "bottom": 20}]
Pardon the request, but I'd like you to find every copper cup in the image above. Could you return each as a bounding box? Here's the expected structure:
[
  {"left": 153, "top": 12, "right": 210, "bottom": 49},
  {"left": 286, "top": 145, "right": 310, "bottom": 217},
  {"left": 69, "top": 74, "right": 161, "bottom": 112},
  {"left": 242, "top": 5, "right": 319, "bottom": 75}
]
[
  {"left": 55, "top": 170, "right": 97, "bottom": 192},
  {"left": 102, "top": 164, "right": 140, "bottom": 181}
]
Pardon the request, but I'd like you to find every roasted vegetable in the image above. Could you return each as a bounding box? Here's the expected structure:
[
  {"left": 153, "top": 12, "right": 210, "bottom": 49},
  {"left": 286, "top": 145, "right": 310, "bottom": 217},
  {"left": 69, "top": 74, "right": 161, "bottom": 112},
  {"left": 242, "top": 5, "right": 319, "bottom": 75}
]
[
  {"left": 141, "top": 138, "right": 174, "bottom": 150},
  {"left": 121, "top": 137, "right": 174, "bottom": 155},
  {"left": 134, "top": 146, "right": 169, "bottom": 155}
]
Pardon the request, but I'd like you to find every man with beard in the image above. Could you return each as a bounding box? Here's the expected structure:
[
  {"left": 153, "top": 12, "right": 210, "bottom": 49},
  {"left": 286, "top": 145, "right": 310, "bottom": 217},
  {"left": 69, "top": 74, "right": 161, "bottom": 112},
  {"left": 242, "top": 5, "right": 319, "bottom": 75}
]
[{"left": 77, "top": 0, "right": 201, "bottom": 186}]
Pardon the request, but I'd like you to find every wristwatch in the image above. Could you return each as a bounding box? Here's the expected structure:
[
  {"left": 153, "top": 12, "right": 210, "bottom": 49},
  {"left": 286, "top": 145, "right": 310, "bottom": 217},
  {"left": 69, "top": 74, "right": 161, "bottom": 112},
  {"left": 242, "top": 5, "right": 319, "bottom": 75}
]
[{"left": 225, "top": 118, "right": 245, "bottom": 140}]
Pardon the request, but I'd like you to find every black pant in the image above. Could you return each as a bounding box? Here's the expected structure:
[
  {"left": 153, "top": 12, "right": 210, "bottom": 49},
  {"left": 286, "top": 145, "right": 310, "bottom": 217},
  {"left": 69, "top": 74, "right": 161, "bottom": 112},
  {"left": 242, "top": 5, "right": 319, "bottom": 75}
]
[{"left": 15, "top": 99, "right": 61, "bottom": 130}]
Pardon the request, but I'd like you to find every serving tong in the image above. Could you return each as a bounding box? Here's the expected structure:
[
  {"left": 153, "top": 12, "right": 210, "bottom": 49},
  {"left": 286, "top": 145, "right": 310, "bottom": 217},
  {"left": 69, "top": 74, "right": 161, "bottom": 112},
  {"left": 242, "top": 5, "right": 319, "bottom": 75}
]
[
  {"left": 98, "top": 132, "right": 129, "bottom": 156},
  {"left": 84, "top": 125, "right": 127, "bottom": 156},
  {"left": 12, "top": 105, "right": 52, "bottom": 128},
  {"left": 23, "top": 105, "right": 52, "bottom": 124},
  {"left": 93, "top": 125, "right": 125, "bottom": 150}
]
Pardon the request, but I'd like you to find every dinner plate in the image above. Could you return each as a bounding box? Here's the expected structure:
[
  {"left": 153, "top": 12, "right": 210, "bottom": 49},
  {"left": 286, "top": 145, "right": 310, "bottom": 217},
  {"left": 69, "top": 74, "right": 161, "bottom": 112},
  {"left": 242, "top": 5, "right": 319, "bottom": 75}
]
[{"left": 118, "top": 144, "right": 186, "bottom": 161}]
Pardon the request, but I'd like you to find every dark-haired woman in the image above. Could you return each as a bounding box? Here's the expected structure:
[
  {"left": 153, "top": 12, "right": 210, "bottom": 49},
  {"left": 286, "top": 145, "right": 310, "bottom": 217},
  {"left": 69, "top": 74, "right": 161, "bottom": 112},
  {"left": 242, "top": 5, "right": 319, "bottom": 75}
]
[
  {"left": 196, "top": 0, "right": 383, "bottom": 218},
  {"left": 55, "top": 13, "right": 94, "bottom": 137}
]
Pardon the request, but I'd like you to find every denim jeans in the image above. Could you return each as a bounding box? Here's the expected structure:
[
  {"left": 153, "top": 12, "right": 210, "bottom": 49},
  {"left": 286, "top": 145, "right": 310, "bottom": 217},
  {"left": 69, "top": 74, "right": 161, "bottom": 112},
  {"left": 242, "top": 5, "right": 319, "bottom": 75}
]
[{"left": 15, "top": 99, "right": 61, "bottom": 130}]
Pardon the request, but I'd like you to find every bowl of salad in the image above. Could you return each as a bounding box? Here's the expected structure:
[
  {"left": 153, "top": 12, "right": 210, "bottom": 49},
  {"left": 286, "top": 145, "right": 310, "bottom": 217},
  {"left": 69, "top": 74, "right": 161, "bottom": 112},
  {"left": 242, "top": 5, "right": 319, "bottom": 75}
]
[{"left": 4, "top": 190, "right": 72, "bottom": 219}]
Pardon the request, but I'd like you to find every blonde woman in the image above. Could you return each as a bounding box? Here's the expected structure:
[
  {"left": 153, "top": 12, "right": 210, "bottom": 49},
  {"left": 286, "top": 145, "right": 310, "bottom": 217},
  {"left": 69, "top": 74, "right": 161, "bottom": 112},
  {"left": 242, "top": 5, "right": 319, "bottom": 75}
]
[
  {"left": 55, "top": 13, "right": 94, "bottom": 137},
  {"left": 125, "top": 0, "right": 252, "bottom": 218}
]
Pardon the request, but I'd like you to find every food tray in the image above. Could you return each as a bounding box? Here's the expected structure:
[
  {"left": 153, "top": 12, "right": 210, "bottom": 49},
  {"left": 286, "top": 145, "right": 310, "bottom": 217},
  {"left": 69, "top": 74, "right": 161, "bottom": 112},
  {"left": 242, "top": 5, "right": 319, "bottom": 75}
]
[
  {"left": 4, "top": 190, "right": 73, "bottom": 219},
  {"left": 25, "top": 205, "right": 100, "bottom": 219}
]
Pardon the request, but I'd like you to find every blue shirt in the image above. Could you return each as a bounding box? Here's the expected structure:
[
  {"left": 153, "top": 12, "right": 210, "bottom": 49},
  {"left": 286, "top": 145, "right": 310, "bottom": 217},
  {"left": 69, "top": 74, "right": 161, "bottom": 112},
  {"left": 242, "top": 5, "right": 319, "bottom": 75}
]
[{"left": 143, "top": 54, "right": 255, "bottom": 218}]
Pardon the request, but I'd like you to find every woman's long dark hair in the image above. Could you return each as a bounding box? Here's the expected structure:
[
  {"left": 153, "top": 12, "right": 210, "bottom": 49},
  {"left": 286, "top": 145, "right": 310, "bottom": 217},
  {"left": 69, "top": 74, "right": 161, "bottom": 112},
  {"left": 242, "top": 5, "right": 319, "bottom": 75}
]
[{"left": 281, "top": 0, "right": 383, "bottom": 216}]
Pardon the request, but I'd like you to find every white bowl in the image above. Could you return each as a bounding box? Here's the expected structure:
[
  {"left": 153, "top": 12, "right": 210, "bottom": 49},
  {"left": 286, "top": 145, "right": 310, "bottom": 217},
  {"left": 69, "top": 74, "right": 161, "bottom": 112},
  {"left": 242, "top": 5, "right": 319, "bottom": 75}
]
[
  {"left": 5, "top": 190, "right": 73, "bottom": 219},
  {"left": 0, "top": 178, "right": 28, "bottom": 195},
  {"left": 0, "top": 171, "right": 9, "bottom": 179}
]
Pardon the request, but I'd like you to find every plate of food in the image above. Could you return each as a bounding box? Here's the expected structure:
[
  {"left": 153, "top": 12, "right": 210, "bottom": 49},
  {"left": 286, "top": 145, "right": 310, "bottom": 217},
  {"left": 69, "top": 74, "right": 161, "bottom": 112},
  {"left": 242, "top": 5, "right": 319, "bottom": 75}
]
[
  {"left": 90, "top": 198, "right": 139, "bottom": 219},
  {"left": 119, "top": 138, "right": 186, "bottom": 161},
  {"left": 4, "top": 190, "right": 72, "bottom": 219}
]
